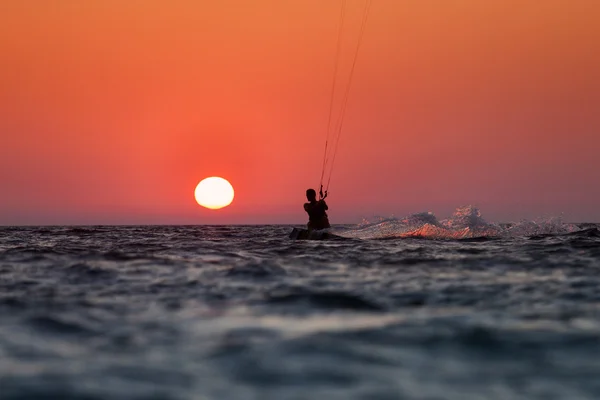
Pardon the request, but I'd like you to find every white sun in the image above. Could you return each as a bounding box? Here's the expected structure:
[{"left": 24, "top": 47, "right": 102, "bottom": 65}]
[{"left": 194, "top": 177, "right": 235, "bottom": 210}]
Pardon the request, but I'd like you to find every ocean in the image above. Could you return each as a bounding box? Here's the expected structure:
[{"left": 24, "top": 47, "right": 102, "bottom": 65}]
[{"left": 1, "top": 207, "right": 599, "bottom": 400}]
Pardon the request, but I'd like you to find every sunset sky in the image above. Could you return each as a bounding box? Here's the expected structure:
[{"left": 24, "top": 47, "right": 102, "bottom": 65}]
[{"left": 1, "top": 0, "right": 599, "bottom": 225}]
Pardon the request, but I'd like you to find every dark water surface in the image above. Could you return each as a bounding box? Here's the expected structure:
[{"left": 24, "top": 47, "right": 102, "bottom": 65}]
[{"left": 1, "top": 223, "right": 600, "bottom": 399}]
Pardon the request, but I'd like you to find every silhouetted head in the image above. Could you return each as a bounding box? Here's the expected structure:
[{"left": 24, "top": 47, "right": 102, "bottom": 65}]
[{"left": 306, "top": 188, "right": 317, "bottom": 202}]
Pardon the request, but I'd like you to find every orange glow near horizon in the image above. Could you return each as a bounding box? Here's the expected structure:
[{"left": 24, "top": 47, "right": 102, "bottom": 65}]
[{"left": 1, "top": 0, "right": 599, "bottom": 225}]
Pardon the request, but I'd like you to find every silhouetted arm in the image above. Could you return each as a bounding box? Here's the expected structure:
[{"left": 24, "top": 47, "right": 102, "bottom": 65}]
[{"left": 320, "top": 200, "right": 328, "bottom": 210}]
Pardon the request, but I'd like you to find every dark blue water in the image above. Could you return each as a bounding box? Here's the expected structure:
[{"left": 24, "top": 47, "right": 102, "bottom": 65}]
[{"left": 1, "top": 215, "right": 600, "bottom": 399}]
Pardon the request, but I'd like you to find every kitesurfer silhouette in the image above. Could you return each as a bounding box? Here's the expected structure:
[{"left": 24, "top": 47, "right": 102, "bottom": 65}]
[{"left": 304, "top": 187, "right": 331, "bottom": 231}]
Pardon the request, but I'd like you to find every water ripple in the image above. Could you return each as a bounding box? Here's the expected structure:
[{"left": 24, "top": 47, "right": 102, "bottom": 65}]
[{"left": 0, "top": 224, "right": 599, "bottom": 399}]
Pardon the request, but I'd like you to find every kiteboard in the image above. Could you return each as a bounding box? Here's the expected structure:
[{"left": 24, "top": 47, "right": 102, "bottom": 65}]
[{"left": 289, "top": 228, "right": 342, "bottom": 241}]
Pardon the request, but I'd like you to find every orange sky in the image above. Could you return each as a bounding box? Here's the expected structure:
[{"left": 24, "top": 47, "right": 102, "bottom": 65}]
[{"left": 1, "top": 0, "right": 599, "bottom": 225}]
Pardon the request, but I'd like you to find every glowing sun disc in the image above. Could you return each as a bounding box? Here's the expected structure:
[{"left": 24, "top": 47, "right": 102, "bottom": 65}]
[{"left": 194, "top": 177, "right": 234, "bottom": 209}]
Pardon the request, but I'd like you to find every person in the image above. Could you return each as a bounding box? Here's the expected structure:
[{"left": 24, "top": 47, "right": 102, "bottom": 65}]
[{"left": 304, "top": 188, "right": 331, "bottom": 231}]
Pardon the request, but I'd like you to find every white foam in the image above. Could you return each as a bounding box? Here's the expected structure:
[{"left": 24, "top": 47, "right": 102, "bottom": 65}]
[{"left": 334, "top": 206, "right": 581, "bottom": 240}]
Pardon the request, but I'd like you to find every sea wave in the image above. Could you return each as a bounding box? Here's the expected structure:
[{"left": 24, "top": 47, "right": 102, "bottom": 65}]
[{"left": 338, "top": 206, "right": 584, "bottom": 240}]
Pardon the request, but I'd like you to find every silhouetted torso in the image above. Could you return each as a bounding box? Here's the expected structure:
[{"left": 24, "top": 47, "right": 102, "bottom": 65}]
[{"left": 304, "top": 200, "right": 331, "bottom": 231}]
